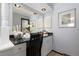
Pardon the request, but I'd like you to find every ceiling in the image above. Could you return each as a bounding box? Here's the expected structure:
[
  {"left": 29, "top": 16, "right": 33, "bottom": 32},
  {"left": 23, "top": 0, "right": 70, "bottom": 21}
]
[
  {"left": 25, "top": 3, "right": 53, "bottom": 13},
  {"left": 13, "top": 3, "right": 34, "bottom": 17},
  {"left": 13, "top": 3, "right": 53, "bottom": 17}
]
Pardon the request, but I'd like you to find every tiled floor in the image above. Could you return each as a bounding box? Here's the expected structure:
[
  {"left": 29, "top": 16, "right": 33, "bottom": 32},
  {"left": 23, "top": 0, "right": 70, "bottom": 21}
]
[{"left": 47, "top": 51, "right": 64, "bottom": 56}]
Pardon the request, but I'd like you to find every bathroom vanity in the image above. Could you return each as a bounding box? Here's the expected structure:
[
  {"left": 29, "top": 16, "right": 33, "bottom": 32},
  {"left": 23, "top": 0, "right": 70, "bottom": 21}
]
[{"left": 0, "top": 33, "right": 53, "bottom": 56}]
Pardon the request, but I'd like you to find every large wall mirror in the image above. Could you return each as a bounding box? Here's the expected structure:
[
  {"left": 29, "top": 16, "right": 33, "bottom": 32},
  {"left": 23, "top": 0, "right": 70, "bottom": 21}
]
[
  {"left": 30, "top": 15, "right": 52, "bottom": 32},
  {"left": 21, "top": 18, "right": 30, "bottom": 33}
]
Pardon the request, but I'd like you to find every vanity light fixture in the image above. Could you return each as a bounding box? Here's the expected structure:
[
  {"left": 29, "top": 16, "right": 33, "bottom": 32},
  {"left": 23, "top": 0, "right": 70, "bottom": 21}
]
[
  {"left": 41, "top": 8, "right": 46, "bottom": 12},
  {"left": 14, "top": 4, "right": 21, "bottom": 8}
]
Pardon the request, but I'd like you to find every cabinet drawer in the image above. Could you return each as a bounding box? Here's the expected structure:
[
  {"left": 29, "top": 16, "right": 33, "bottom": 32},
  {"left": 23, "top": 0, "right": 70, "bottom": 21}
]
[
  {"left": 13, "top": 43, "right": 26, "bottom": 53},
  {"left": 14, "top": 50, "right": 26, "bottom": 56},
  {"left": 0, "top": 43, "right": 26, "bottom": 56},
  {"left": 0, "top": 47, "right": 15, "bottom": 56}
]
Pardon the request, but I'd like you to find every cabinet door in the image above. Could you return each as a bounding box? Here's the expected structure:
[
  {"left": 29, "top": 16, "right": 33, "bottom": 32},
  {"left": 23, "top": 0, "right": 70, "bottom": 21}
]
[
  {"left": 13, "top": 43, "right": 26, "bottom": 56},
  {"left": 47, "top": 36, "right": 53, "bottom": 53},
  {"left": 41, "top": 36, "right": 53, "bottom": 56},
  {"left": 0, "top": 43, "right": 26, "bottom": 56},
  {"left": 15, "top": 49, "right": 26, "bottom": 56},
  {"left": 0, "top": 47, "right": 15, "bottom": 56},
  {"left": 41, "top": 38, "right": 48, "bottom": 56}
]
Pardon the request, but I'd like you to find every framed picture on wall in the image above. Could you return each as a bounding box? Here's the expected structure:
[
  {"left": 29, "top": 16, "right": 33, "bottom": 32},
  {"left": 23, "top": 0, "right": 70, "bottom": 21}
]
[{"left": 58, "top": 8, "right": 76, "bottom": 27}]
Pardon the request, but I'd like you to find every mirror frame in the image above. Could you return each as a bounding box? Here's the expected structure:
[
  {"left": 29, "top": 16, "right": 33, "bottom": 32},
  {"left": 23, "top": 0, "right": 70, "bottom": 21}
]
[{"left": 21, "top": 18, "right": 30, "bottom": 32}]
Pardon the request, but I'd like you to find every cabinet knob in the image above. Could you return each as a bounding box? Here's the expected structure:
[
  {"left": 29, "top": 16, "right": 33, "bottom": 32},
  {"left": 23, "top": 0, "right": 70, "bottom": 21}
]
[{"left": 19, "top": 48, "right": 21, "bottom": 50}]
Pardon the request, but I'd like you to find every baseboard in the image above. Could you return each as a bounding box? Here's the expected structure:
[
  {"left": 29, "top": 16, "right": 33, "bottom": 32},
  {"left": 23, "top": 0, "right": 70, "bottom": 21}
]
[{"left": 52, "top": 50, "right": 70, "bottom": 56}]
